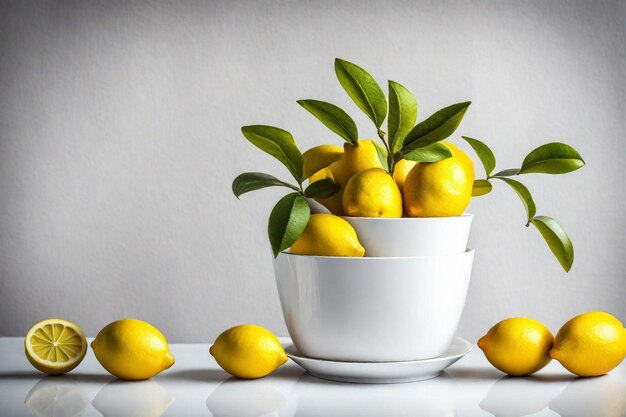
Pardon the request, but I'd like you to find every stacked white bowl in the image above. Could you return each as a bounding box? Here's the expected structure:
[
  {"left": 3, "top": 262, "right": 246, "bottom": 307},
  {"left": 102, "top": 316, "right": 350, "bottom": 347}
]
[{"left": 273, "top": 214, "right": 474, "bottom": 362}]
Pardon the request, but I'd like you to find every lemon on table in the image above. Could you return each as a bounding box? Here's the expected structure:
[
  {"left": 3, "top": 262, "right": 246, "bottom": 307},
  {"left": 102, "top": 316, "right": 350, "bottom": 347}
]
[
  {"left": 91, "top": 319, "right": 175, "bottom": 380},
  {"left": 210, "top": 324, "right": 287, "bottom": 379},
  {"left": 478, "top": 317, "right": 554, "bottom": 376},
  {"left": 24, "top": 318, "right": 88, "bottom": 375},
  {"left": 342, "top": 168, "right": 403, "bottom": 218},
  {"left": 392, "top": 159, "right": 417, "bottom": 192},
  {"left": 550, "top": 312, "right": 626, "bottom": 377},
  {"left": 290, "top": 213, "right": 365, "bottom": 257},
  {"left": 403, "top": 142, "right": 474, "bottom": 217}
]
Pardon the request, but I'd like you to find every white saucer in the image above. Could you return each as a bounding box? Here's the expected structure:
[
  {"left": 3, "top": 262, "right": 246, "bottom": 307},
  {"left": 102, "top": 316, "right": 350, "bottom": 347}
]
[{"left": 285, "top": 337, "right": 472, "bottom": 384}]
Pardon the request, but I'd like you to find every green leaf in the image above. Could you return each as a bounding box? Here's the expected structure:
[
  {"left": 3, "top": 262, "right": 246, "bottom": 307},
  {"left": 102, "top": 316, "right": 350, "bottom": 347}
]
[
  {"left": 388, "top": 81, "right": 417, "bottom": 154},
  {"left": 304, "top": 179, "right": 340, "bottom": 198},
  {"left": 241, "top": 125, "right": 304, "bottom": 181},
  {"left": 530, "top": 216, "right": 574, "bottom": 272},
  {"left": 403, "top": 142, "right": 452, "bottom": 162},
  {"left": 472, "top": 179, "right": 492, "bottom": 196},
  {"left": 401, "top": 101, "right": 471, "bottom": 152},
  {"left": 462, "top": 136, "right": 496, "bottom": 176},
  {"left": 519, "top": 142, "right": 585, "bottom": 175},
  {"left": 334, "top": 58, "right": 387, "bottom": 128},
  {"left": 492, "top": 168, "right": 520, "bottom": 177},
  {"left": 495, "top": 177, "right": 536, "bottom": 222},
  {"left": 372, "top": 140, "right": 389, "bottom": 171},
  {"left": 297, "top": 100, "right": 358, "bottom": 144},
  {"left": 232, "top": 172, "right": 300, "bottom": 198},
  {"left": 268, "top": 193, "right": 310, "bottom": 257}
]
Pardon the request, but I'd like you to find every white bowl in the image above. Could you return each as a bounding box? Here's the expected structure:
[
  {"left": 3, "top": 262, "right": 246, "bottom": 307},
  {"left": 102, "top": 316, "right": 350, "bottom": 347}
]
[
  {"left": 273, "top": 250, "right": 475, "bottom": 362},
  {"left": 343, "top": 214, "right": 473, "bottom": 257}
]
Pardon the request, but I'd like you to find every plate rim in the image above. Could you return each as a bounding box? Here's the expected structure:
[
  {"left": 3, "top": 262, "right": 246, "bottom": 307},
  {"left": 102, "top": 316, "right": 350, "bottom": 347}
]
[{"left": 285, "top": 337, "right": 473, "bottom": 366}]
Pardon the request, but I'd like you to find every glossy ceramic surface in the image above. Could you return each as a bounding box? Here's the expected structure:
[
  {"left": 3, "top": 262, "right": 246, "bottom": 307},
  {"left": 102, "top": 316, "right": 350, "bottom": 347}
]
[
  {"left": 343, "top": 214, "right": 473, "bottom": 257},
  {"left": 273, "top": 250, "right": 475, "bottom": 362},
  {"left": 285, "top": 337, "right": 472, "bottom": 384},
  {"left": 1, "top": 337, "right": 625, "bottom": 417}
]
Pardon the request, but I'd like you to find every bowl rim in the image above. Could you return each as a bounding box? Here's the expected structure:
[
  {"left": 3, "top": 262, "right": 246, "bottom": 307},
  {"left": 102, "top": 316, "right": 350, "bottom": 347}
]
[
  {"left": 278, "top": 248, "right": 475, "bottom": 261},
  {"left": 341, "top": 213, "right": 473, "bottom": 221}
]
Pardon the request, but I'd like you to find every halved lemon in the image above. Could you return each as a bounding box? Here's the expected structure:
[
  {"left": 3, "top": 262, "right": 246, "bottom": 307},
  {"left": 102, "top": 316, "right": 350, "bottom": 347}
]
[{"left": 24, "top": 318, "right": 87, "bottom": 375}]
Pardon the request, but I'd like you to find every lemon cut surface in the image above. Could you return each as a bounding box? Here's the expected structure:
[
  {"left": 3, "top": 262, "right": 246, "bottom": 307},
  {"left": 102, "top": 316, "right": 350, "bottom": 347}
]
[{"left": 25, "top": 318, "right": 87, "bottom": 375}]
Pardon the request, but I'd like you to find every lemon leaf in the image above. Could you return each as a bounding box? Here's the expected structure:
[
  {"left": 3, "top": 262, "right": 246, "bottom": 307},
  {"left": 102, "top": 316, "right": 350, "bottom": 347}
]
[
  {"left": 297, "top": 100, "right": 358, "bottom": 144},
  {"left": 388, "top": 80, "right": 417, "bottom": 154},
  {"left": 268, "top": 193, "right": 310, "bottom": 257},
  {"left": 495, "top": 177, "right": 536, "bottom": 222},
  {"left": 492, "top": 168, "right": 520, "bottom": 177},
  {"left": 519, "top": 142, "right": 585, "bottom": 174},
  {"left": 232, "top": 172, "right": 300, "bottom": 198},
  {"left": 372, "top": 140, "right": 390, "bottom": 171},
  {"left": 530, "top": 216, "right": 574, "bottom": 272},
  {"left": 335, "top": 58, "right": 387, "bottom": 128},
  {"left": 472, "top": 179, "right": 493, "bottom": 196},
  {"left": 241, "top": 125, "right": 303, "bottom": 182},
  {"left": 403, "top": 142, "right": 452, "bottom": 162},
  {"left": 462, "top": 136, "right": 496, "bottom": 176},
  {"left": 304, "top": 179, "right": 340, "bottom": 199},
  {"left": 401, "top": 101, "right": 471, "bottom": 152}
]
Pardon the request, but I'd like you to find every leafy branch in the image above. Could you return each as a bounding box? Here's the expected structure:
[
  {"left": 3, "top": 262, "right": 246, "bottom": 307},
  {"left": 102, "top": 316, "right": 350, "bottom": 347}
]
[
  {"left": 234, "top": 125, "right": 341, "bottom": 257},
  {"left": 463, "top": 136, "right": 585, "bottom": 271}
]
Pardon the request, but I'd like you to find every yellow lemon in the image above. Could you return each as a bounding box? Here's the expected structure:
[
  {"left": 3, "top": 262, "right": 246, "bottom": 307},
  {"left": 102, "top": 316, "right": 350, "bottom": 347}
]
[
  {"left": 403, "top": 142, "right": 474, "bottom": 217},
  {"left": 308, "top": 167, "right": 344, "bottom": 215},
  {"left": 331, "top": 139, "right": 383, "bottom": 185},
  {"left": 392, "top": 159, "right": 417, "bottom": 192},
  {"left": 309, "top": 140, "right": 382, "bottom": 215},
  {"left": 290, "top": 213, "right": 365, "bottom": 257},
  {"left": 478, "top": 317, "right": 554, "bottom": 376},
  {"left": 210, "top": 324, "right": 287, "bottom": 379},
  {"left": 24, "top": 318, "right": 87, "bottom": 375},
  {"left": 91, "top": 319, "right": 175, "bottom": 380},
  {"left": 302, "top": 144, "right": 343, "bottom": 180},
  {"left": 342, "top": 168, "right": 403, "bottom": 218},
  {"left": 550, "top": 312, "right": 626, "bottom": 377}
]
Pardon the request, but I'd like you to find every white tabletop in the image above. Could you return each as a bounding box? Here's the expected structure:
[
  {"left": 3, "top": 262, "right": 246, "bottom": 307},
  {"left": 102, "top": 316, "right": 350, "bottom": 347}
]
[{"left": 1, "top": 337, "right": 624, "bottom": 417}]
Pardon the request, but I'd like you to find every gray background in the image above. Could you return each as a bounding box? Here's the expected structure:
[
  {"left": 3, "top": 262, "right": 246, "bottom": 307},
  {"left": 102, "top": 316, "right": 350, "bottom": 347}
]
[{"left": 1, "top": 0, "right": 624, "bottom": 342}]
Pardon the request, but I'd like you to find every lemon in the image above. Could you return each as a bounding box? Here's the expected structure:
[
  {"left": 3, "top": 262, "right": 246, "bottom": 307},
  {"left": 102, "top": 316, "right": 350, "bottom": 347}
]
[
  {"left": 478, "top": 317, "right": 554, "bottom": 376},
  {"left": 342, "top": 168, "right": 403, "bottom": 217},
  {"left": 24, "top": 318, "right": 87, "bottom": 375},
  {"left": 550, "top": 312, "right": 626, "bottom": 377},
  {"left": 91, "top": 319, "right": 175, "bottom": 380},
  {"left": 403, "top": 142, "right": 474, "bottom": 217},
  {"left": 392, "top": 159, "right": 417, "bottom": 192},
  {"left": 309, "top": 140, "right": 382, "bottom": 215},
  {"left": 302, "top": 144, "right": 343, "bottom": 180},
  {"left": 308, "top": 167, "right": 344, "bottom": 215},
  {"left": 290, "top": 213, "right": 365, "bottom": 257},
  {"left": 210, "top": 324, "right": 287, "bottom": 379},
  {"left": 331, "top": 140, "right": 383, "bottom": 186}
]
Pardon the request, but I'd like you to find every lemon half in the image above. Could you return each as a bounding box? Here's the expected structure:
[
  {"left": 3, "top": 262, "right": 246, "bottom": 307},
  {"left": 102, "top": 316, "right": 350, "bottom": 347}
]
[{"left": 24, "top": 318, "right": 87, "bottom": 375}]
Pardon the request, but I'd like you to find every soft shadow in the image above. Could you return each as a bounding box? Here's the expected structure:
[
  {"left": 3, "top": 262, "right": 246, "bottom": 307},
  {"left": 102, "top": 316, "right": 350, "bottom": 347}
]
[
  {"left": 444, "top": 367, "right": 504, "bottom": 380},
  {"left": 25, "top": 376, "right": 88, "bottom": 417},
  {"left": 160, "top": 368, "right": 227, "bottom": 382},
  {"left": 93, "top": 379, "right": 174, "bottom": 417},
  {"left": 480, "top": 375, "right": 568, "bottom": 417},
  {"left": 290, "top": 373, "right": 458, "bottom": 416},
  {"left": 549, "top": 374, "right": 626, "bottom": 417},
  {"left": 206, "top": 377, "right": 290, "bottom": 417}
]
